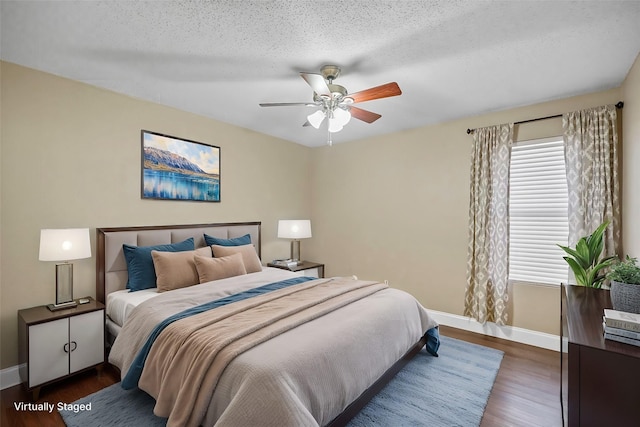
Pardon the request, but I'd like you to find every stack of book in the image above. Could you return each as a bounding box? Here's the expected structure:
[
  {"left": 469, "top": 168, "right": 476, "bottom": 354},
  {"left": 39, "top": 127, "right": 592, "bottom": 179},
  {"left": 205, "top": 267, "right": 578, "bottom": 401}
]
[
  {"left": 603, "top": 308, "right": 640, "bottom": 347},
  {"left": 271, "top": 259, "right": 298, "bottom": 268}
]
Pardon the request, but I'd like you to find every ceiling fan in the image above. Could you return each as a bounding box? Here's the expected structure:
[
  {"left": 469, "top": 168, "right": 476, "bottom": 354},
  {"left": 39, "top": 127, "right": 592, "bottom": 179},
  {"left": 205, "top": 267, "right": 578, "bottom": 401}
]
[{"left": 259, "top": 65, "right": 402, "bottom": 145}]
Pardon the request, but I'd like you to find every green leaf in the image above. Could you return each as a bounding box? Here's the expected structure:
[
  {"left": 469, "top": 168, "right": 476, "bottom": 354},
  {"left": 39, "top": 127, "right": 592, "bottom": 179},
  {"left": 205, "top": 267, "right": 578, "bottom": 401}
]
[
  {"left": 586, "top": 221, "right": 609, "bottom": 265},
  {"left": 599, "top": 255, "right": 618, "bottom": 266},
  {"left": 575, "top": 239, "right": 591, "bottom": 268},
  {"left": 557, "top": 245, "right": 580, "bottom": 260},
  {"left": 591, "top": 271, "right": 610, "bottom": 288},
  {"left": 590, "top": 261, "right": 615, "bottom": 288},
  {"left": 591, "top": 238, "right": 604, "bottom": 265},
  {"left": 564, "top": 257, "right": 588, "bottom": 286}
]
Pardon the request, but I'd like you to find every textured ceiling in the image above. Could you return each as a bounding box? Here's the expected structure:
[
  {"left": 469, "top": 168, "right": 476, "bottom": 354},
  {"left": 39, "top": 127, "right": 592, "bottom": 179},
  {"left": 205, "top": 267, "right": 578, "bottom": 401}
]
[{"left": 2, "top": 1, "right": 639, "bottom": 147}]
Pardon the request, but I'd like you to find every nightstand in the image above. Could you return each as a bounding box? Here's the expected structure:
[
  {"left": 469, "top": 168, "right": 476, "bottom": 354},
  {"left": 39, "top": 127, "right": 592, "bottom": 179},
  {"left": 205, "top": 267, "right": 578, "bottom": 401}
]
[
  {"left": 267, "top": 261, "right": 325, "bottom": 278},
  {"left": 18, "top": 298, "right": 105, "bottom": 399}
]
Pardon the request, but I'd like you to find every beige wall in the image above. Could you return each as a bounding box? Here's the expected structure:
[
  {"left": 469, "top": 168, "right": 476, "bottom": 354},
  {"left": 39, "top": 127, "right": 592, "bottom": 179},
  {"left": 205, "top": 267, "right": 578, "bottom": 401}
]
[
  {"left": 308, "top": 88, "right": 626, "bottom": 336},
  {"left": 0, "top": 62, "right": 312, "bottom": 369},
  {"left": 622, "top": 53, "right": 640, "bottom": 258}
]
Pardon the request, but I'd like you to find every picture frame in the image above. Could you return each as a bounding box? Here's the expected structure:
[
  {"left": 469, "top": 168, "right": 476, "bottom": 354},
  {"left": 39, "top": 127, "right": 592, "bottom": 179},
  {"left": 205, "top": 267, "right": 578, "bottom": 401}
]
[{"left": 141, "top": 130, "right": 220, "bottom": 202}]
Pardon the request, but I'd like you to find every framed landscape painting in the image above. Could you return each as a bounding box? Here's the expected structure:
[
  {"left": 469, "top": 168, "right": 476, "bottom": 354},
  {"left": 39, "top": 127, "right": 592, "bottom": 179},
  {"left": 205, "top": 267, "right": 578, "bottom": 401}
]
[{"left": 141, "top": 130, "right": 220, "bottom": 202}]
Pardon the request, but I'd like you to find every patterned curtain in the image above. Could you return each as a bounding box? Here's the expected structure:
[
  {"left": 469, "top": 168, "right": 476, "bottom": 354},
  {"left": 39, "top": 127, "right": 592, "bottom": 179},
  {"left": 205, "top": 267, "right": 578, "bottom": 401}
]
[
  {"left": 464, "top": 123, "right": 513, "bottom": 325},
  {"left": 563, "top": 104, "right": 621, "bottom": 257}
]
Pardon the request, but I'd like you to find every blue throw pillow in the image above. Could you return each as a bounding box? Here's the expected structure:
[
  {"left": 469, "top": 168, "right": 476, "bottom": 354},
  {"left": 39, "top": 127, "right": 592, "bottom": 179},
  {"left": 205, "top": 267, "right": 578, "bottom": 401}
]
[
  {"left": 425, "top": 326, "right": 440, "bottom": 357},
  {"left": 123, "top": 238, "right": 195, "bottom": 292},
  {"left": 203, "top": 233, "right": 251, "bottom": 247}
]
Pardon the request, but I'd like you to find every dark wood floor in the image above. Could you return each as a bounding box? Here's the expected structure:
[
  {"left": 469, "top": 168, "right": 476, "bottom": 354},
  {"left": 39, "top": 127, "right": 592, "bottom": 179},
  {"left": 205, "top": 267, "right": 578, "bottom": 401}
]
[
  {"left": 441, "top": 326, "right": 562, "bottom": 427},
  {"left": 1, "top": 325, "right": 561, "bottom": 427}
]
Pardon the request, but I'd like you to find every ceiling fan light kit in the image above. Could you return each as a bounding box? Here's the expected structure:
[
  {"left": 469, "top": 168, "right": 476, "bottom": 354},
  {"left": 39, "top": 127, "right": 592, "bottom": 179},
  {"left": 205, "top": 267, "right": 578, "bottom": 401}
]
[{"left": 260, "top": 65, "right": 402, "bottom": 145}]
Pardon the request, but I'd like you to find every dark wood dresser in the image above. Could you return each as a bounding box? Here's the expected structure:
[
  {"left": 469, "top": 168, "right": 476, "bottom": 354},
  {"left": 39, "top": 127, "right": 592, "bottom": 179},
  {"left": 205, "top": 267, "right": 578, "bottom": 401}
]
[{"left": 561, "top": 284, "right": 640, "bottom": 427}]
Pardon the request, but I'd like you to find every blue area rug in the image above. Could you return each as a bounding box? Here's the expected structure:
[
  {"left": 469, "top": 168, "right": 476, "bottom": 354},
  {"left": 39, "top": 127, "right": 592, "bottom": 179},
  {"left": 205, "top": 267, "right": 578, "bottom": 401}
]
[{"left": 60, "top": 336, "right": 502, "bottom": 427}]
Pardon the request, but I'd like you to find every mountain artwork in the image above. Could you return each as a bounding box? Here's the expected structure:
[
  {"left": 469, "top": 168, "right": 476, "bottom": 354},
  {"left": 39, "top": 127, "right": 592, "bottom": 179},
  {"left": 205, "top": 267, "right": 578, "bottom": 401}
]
[{"left": 141, "top": 131, "right": 220, "bottom": 202}]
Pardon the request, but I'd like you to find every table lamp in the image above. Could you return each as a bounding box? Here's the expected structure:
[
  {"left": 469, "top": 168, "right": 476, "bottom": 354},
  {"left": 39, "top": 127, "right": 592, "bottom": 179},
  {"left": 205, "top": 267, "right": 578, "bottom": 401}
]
[
  {"left": 277, "top": 220, "right": 312, "bottom": 264},
  {"left": 39, "top": 228, "right": 91, "bottom": 311}
]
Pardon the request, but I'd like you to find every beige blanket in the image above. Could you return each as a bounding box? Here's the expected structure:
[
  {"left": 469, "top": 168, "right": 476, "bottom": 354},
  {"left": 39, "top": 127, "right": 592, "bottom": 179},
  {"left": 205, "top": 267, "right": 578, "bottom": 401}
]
[
  {"left": 141, "top": 278, "right": 387, "bottom": 427},
  {"left": 110, "top": 269, "right": 437, "bottom": 427}
]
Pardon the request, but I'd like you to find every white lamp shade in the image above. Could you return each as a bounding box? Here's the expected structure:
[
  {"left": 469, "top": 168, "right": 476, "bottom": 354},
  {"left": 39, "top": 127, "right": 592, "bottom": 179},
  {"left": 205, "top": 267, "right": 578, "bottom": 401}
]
[
  {"left": 307, "top": 110, "right": 326, "bottom": 129},
  {"left": 39, "top": 228, "right": 91, "bottom": 261},
  {"left": 277, "top": 220, "right": 312, "bottom": 239},
  {"left": 333, "top": 107, "right": 351, "bottom": 126},
  {"left": 328, "top": 117, "right": 343, "bottom": 133}
]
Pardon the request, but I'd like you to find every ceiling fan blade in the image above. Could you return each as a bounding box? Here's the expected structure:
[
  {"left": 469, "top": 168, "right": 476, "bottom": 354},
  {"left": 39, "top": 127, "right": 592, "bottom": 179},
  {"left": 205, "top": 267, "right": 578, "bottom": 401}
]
[
  {"left": 350, "top": 106, "right": 382, "bottom": 123},
  {"left": 347, "top": 82, "right": 402, "bottom": 104},
  {"left": 300, "top": 73, "right": 331, "bottom": 96},
  {"left": 259, "top": 102, "right": 318, "bottom": 107},
  {"left": 302, "top": 121, "right": 311, "bottom": 127}
]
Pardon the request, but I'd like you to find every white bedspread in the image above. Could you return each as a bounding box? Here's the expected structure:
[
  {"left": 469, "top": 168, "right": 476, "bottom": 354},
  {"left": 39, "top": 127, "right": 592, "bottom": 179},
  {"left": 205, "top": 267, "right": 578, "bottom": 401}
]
[
  {"left": 107, "top": 288, "right": 159, "bottom": 327},
  {"left": 109, "top": 270, "right": 437, "bottom": 426}
]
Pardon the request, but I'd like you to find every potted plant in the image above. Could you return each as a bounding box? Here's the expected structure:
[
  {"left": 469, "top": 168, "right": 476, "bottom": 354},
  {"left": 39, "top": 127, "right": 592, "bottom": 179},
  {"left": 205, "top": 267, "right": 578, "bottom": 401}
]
[
  {"left": 607, "top": 255, "right": 640, "bottom": 314},
  {"left": 557, "top": 221, "right": 617, "bottom": 288}
]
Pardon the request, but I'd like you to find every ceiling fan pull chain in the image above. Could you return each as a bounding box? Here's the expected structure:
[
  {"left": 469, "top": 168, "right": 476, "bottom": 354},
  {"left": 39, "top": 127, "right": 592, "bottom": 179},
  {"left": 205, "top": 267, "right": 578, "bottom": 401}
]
[{"left": 327, "top": 126, "right": 332, "bottom": 146}]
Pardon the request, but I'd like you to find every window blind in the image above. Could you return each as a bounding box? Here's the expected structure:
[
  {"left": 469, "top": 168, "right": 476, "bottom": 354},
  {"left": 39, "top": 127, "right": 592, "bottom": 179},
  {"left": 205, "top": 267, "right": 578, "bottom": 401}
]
[{"left": 509, "top": 137, "right": 569, "bottom": 285}]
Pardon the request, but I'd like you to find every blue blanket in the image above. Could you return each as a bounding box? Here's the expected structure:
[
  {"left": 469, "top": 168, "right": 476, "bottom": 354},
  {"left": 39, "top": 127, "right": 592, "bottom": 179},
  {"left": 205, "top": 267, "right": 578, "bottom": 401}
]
[{"left": 122, "top": 276, "right": 316, "bottom": 389}]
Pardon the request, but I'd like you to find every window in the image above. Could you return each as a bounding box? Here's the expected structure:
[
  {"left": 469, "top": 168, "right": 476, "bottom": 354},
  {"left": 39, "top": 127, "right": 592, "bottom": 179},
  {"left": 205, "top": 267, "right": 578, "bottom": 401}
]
[{"left": 508, "top": 137, "right": 569, "bottom": 285}]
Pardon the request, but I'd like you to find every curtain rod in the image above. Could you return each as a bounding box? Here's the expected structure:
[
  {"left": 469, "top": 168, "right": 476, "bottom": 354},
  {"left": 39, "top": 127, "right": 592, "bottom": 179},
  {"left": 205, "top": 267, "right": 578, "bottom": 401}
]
[{"left": 466, "top": 101, "right": 624, "bottom": 134}]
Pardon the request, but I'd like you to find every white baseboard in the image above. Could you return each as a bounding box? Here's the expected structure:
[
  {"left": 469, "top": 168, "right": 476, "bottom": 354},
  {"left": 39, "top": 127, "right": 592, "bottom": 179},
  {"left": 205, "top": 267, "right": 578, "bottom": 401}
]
[
  {"left": 0, "top": 364, "right": 24, "bottom": 390},
  {"left": 429, "top": 310, "right": 562, "bottom": 352}
]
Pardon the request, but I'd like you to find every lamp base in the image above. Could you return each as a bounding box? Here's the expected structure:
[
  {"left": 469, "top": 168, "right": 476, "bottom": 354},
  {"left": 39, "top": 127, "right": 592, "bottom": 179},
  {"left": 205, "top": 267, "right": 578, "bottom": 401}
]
[
  {"left": 47, "top": 301, "right": 78, "bottom": 311},
  {"left": 55, "top": 262, "right": 75, "bottom": 306},
  {"left": 290, "top": 240, "right": 301, "bottom": 263}
]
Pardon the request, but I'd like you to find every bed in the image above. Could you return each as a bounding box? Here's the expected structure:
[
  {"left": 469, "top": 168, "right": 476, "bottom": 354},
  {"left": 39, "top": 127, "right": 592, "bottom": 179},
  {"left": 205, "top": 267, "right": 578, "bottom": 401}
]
[{"left": 97, "top": 222, "right": 439, "bottom": 427}]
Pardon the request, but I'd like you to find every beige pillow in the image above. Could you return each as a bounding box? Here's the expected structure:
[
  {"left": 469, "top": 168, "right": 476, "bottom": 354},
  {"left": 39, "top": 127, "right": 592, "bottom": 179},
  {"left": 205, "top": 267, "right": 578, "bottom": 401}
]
[
  {"left": 194, "top": 253, "right": 247, "bottom": 283},
  {"left": 194, "top": 245, "right": 213, "bottom": 258},
  {"left": 210, "top": 244, "right": 262, "bottom": 273},
  {"left": 151, "top": 247, "right": 212, "bottom": 292}
]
